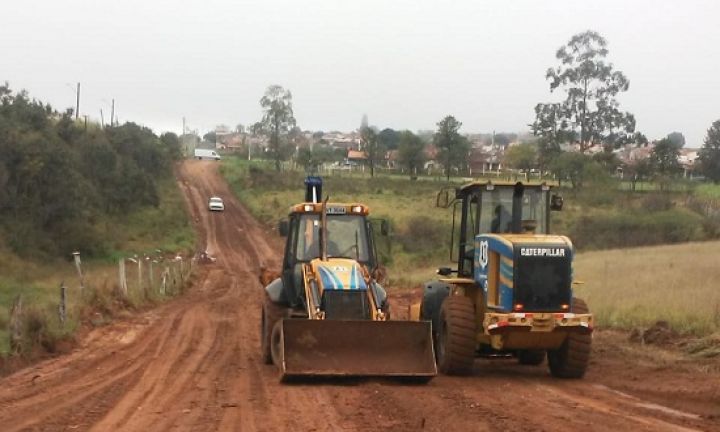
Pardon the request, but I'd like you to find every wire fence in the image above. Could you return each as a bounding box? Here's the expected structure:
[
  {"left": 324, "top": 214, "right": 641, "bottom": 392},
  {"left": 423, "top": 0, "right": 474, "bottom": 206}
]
[{"left": 7, "top": 251, "right": 195, "bottom": 355}]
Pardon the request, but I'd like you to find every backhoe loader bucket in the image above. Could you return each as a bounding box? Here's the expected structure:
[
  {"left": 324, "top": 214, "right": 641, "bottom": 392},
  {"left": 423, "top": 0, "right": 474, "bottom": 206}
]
[{"left": 272, "top": 319, "right": 437, "bottom": 380}]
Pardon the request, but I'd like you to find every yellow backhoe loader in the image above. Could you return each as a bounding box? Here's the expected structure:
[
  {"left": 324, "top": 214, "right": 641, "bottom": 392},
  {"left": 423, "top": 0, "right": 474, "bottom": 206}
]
[{"left": 260, "top": 177, "right": 436, "bottom": 381}]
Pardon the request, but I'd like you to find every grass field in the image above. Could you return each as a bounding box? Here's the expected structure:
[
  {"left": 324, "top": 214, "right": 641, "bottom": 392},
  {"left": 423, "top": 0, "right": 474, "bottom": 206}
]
[
  {"left": 222, "top": 157, "right": 720, "bottom": 339},
  {"left": 0, "top": 176, "right": 195, "bottom": 355},
  {"left": 574, "top": 241, "right": 720, "bottom": 337}
]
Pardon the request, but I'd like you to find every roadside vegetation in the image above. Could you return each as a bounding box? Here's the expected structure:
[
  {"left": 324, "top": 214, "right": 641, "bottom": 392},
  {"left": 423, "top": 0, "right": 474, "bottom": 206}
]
[
  {"left": 221, "top": 157, "right": 720, "bottom": 345},
  {"left": 0, "top": 84, "right": 194, "bottom": 359}
]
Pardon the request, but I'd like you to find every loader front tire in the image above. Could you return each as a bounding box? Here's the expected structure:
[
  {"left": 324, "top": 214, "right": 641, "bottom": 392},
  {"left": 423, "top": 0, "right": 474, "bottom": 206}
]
[
  {"left": 261, "top": 296, "right": 285, "bottom": 365},
  {"left": 548, "top": 298, "right": 591, "bottom": 378},
  {"left": 436, "top": 295, "right": 476, "bottom": 375}
]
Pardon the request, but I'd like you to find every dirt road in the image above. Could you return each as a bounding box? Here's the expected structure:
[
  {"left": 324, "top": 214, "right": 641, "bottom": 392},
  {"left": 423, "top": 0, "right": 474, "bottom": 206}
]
[{"left": 0, "top": 161, "right": 717, "bottom": 431}]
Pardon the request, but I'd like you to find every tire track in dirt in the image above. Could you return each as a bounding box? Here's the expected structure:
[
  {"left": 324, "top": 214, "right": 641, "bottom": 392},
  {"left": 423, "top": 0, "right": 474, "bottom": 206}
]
[{"left": 0, "top": 160, "right": 718, "bottom": 432}]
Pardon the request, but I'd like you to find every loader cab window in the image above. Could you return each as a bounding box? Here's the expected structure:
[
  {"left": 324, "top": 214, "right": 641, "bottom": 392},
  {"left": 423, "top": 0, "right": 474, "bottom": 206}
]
[
  {"left": 294, "top": 214, "right": 371, "bottom": 263},
  {"left": 480, "top": 188, "right": 548, "bottom": 234}
]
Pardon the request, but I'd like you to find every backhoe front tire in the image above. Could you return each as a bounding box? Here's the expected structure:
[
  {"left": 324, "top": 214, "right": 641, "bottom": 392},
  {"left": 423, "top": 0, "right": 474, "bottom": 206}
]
[
  {"left": 548, "top": 298, "right": 591, "bottom": 378},
  {"left": 436, "top": 295, "right": 476, "bottom": 375},
  {"left": 261, "top": 295, "right": 286, "bottom": 365}
]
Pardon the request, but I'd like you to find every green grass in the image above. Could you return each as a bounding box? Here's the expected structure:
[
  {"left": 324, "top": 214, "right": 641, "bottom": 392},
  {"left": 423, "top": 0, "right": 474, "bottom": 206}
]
[
  {"left": 0, "top": 175, "right": 195, "bottom": 355},
  {"left": 695, "top": 183, "right": 720, "bottom": 199}
]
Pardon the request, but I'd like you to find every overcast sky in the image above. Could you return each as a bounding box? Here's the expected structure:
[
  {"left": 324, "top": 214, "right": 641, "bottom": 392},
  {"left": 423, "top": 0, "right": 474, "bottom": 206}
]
[{"left": 2, "top": 0, "right": 719, "bottom": 146}]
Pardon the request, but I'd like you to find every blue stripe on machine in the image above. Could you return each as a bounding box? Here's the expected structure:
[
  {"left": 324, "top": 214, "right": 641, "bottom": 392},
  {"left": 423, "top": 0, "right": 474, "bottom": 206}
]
[
  {"left": 350, "top": 265, "right": 367, "bottom": 290},
  {"left": 319, "top": 266, "right": 343, "bottom": 290},
  {"left": 500, "top": 262, "right": 514, "bottom": 280}
]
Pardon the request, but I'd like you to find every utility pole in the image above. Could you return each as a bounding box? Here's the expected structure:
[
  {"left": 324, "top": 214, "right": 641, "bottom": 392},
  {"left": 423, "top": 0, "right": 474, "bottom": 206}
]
[
  {"left": 111, "top": 99, "right": 115, "bottom": 126},
  {"left": 100, "top": 109, "right": 105, "bottom": 128},
  {"left": 75, "top": 82, "right": 80, "bottom": 120},
  {"left": 84, "top": 115, "right": 88, "bottom": 132}
]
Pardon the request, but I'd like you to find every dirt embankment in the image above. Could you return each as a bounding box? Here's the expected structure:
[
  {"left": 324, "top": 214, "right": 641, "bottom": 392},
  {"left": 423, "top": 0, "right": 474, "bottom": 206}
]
[{"left": 0, "top": 161, "right": 717, "bottom": 432}]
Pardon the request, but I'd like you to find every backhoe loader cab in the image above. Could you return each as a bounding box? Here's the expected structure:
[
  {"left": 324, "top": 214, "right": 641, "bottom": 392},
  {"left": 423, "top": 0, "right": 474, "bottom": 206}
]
[
  {"left": 414, "top": 181, "right": 593, "bottom": 379},
  {"left": 260, "top": 177, "right": 436, "bottom": 381}
]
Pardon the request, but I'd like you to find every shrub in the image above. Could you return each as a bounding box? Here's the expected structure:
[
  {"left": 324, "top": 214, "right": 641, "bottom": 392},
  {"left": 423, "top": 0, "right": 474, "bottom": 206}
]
[
  {"left": 571, "top": 208, "right": 704, "bottom": 250},
  {"left": 640, "top": 193, "right": 674, "bottom": 212},
  {"left": 395, "top": 216, "right": 446, "bottom": 257}
]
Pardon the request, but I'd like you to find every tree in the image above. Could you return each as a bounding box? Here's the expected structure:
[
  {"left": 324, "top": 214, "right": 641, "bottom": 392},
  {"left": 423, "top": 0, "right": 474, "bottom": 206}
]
[
  {"left": 160, "top": 132, "right": 183, "bottom": 160},
  {"left": 504, "top": 143, "right": 537, "bottom": 174},
  {"left": 666, "top": 131, "right": 685, "bottom": 148},
  {"left": 434, "top": 115, "right": 469, "bottom": 181},
  {"left": 202, "top": 131, "right": 217, "bottom": 144},
  {"left": 397, "top": 130, "right": 426, "bottom": 177},
  {"left": 624, "top": 158, "right": 653, "bottom": 191},
  {"left": 535, "top": 31, "right": 637, "bottom": 153},
  {"left": 297, "top": 145, "right": 336, "bottom": 172},
  {"left": 551, "top": 152, "right": 597, "bottom": 189},
  {"left": 378, "top": 128, "right": 401, "bottom": 150},
  {"left": 698, "top": 120, "right": 720, "bottom": 183},
  {"left": 235, "top": 123, "right": 245, "bottom": 134},
  {"left": 360, "top": 126, "right": 385, "bottom": 177},
  {"left": 650, "top": 138, "right": 682, "bottom": 180},
  {"left": 531, "top": 103, "right": 574, "bottom": 170},
  {"left": 493, "top": 133, "right": 515, "bottom": 147},
  {"left": 259, "top": 84, "right": 296, "bottom": 171}
]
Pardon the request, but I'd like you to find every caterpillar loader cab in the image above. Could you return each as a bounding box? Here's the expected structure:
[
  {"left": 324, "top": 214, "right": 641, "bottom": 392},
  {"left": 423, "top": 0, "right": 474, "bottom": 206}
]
[
  {"left": 412, "top": 180, "right": 593, "bottom": 378},
  {"left": 261, "top": 177, "right": 436, "bottom": 381}
]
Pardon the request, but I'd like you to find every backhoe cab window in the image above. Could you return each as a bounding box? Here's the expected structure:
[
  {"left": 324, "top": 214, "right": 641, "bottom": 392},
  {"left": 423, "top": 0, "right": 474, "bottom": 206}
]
[
  {"left": 295, "top": 214, "right": 370, "bottom": 262},
  {"left": 480, "top": 188, "right": 548, "bottom": 234}
]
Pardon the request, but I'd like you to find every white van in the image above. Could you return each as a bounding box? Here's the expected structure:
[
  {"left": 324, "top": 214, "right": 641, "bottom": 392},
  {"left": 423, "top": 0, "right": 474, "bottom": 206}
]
[{"left": 194, "top": 149, "right": 221, "bottom": 160}]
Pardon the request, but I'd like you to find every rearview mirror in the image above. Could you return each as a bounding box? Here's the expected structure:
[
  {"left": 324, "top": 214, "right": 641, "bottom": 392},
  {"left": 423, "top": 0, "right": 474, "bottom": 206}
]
[
  {"left": 278, "top": 220, "right": 289, "bottom": 237},
  {"left": 380, "top": 220, "right": 390, "bottom": 236},
  {"left": 550, "top": 194, "right": 564, "bottom": 211}
]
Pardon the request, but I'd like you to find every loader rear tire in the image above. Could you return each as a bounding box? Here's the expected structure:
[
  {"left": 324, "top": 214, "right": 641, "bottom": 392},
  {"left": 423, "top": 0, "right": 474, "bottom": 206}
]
[
  {"left": 261, "top": 296, "right": 286, "bottom": 365},
  {"left": 436, "top": 295, "right": 476, "bottom": 375},
  {"left": 517, "top": 350, "right": 545, "bottom": 366},
  {"left": 548, "top": 298, "right": 591, "bottom": 378}
]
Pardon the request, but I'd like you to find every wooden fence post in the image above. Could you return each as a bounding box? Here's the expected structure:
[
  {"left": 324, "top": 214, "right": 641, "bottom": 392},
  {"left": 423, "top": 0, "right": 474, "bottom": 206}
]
[
  {"left": 58, "top": 282, "right": 67, "bottom": 326},
  {"left": 9, "top": 295, "right": 23, "bottom": 353},
  {"left": 137, "top": 258, "right": 143, "bottom": 295},
  {"left": 161, "top": 266, "right": 169, "bottom": 295},
  {"left": 149, "top": 260, "right": 155, "bottom": 292},
  {"left": 72, "top": 251, "right": 85, "bottom": 292},
  {"left": 118, "top": 259, "right": 128, "bottom": 297}
]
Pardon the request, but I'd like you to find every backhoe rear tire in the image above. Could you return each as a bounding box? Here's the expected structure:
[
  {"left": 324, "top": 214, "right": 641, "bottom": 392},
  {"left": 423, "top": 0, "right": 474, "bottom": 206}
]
[
  {"left": 548, "top": 298, "right": 591, "bottom": 378},
  {"left": 436, "top": 295, "right": 476, "bottom": 375},
  {"left": 261, "top": 295, "right": 286, "bottom": 365}
]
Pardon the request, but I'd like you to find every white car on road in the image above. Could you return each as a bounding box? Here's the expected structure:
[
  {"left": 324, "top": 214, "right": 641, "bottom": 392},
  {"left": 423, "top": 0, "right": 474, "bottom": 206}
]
[{"left": 208, "top": 196, "right": 225, "bottom": 212}]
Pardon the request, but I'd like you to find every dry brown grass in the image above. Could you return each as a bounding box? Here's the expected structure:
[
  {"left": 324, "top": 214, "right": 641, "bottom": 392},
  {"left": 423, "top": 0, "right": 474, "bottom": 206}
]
[{"left": 573, "top": 240, "right": 720, "bottom": 336}]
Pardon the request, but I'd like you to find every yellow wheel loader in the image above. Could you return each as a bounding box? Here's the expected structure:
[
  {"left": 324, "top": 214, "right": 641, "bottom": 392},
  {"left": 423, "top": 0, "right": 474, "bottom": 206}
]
[
  {"left": 409, "top": 181, "right": 593, "bottom": 378},
  {"left": 261, "top": 177, "right": 436, "bottom": 381}
]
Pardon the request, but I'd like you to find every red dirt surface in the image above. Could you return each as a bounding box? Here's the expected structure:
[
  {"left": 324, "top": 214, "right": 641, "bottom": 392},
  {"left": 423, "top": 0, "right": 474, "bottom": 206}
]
[{"left": 0, "top": 161, "right": 717, "bottom": 431}]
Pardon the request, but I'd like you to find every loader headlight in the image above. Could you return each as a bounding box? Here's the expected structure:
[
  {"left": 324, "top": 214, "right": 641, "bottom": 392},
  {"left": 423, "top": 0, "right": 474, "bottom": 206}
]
[
  {"left": 304, "top": 205, "right": 314, "bottom": 212},
  {"left": 351, "top": 205, "right": 363, "bottom": 213}
]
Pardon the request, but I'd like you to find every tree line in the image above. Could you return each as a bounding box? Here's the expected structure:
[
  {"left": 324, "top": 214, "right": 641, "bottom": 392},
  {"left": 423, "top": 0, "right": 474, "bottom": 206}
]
[
  {"left": 0, "top": 84, "right": 183, "bottom": 258},
  {"left": 242, "top": 30, "right": 719, "bottom": 184}
]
